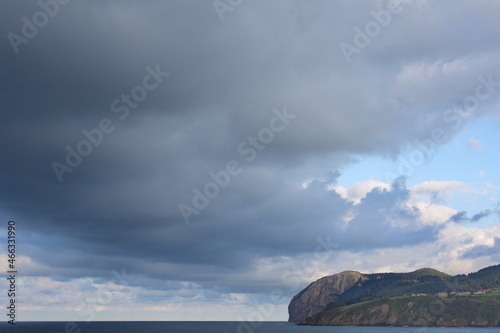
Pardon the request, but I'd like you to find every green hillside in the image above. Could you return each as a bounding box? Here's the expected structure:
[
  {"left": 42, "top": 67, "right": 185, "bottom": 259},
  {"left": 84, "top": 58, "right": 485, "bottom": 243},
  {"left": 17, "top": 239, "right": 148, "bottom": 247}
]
[
  {"left": 299, "top": 264, "right": 500, "bottom": 327},
  {"left": 330, "top": 264, "right": 500, "bottom": 309}
]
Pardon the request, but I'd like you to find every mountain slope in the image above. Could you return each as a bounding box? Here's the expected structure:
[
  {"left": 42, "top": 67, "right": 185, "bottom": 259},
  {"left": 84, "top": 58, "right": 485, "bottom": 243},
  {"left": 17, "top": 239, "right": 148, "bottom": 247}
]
[
  {"left": 289, "top": 264, "right": 500, "bottom": 324},
  {"left": 288, "top": 270, "right": 364, "bottom": 322}
]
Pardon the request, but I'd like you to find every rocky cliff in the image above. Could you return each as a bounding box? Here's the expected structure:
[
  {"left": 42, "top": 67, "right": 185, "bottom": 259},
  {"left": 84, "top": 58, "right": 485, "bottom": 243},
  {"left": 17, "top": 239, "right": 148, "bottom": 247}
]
[{"left": 288, "top": 270, "right": 364, "bottom": 322}]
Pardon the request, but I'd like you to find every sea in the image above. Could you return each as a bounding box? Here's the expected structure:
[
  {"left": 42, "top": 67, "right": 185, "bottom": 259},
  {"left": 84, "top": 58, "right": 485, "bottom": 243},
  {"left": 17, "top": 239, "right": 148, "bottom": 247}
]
[{"left": 0, "top": 322, "right": 498, "bottom": 333}]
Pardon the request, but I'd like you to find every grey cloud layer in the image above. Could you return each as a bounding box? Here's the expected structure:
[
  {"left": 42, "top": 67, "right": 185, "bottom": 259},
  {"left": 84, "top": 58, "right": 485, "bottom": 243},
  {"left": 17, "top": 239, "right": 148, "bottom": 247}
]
[{"left": 1, "top": 0, "right": 499, "bottom": 296}]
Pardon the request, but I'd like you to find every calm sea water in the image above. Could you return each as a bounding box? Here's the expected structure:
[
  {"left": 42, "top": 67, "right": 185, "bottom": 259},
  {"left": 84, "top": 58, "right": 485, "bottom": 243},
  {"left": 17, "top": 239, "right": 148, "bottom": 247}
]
[{"left": 0, "top": 322, "right": 498, "bottom": 333}]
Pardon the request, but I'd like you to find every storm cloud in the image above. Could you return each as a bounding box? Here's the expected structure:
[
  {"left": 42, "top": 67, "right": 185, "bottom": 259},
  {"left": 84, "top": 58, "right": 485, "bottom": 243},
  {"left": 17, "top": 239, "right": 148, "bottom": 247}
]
[{"left": 1, "top": 0, "right": 500, "bottom": 321}]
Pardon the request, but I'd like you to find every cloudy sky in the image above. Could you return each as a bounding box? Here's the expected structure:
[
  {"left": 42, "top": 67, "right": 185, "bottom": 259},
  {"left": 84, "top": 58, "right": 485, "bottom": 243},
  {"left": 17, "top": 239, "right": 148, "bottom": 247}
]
[{"left": 1, "top": 0, "right": 500, "bottom": 322}]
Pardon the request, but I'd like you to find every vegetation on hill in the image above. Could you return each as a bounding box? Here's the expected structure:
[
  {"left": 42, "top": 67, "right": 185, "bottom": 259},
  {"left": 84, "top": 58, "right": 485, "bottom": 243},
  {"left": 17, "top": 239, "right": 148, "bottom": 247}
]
[
  {"left": 297, "top": 264, "right": 500, "bottom": 327},
  {"left": 330, "top": 264, "right": 500, "bottom": 309}
]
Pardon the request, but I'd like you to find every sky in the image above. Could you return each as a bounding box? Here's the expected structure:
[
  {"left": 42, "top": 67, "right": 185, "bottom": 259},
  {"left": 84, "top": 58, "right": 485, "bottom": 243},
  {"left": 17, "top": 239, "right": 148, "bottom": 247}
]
[{"left": 1, "top": 0, "right": 500, "bottom": 322}]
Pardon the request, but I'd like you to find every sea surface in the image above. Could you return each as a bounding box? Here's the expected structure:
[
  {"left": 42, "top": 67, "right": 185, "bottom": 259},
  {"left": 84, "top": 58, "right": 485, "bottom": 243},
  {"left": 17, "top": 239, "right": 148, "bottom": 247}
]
[{"left": 0, "top": 322, "right": 498, "bottom": 333}]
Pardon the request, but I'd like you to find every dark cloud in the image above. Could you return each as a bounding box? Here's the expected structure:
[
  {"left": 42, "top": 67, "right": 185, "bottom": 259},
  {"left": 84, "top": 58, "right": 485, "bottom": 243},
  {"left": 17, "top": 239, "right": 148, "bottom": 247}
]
[
  {"left": 0, "top": 0, "right": 499, "bottom": 303},
  {"left": 461, "top": 237, "right": 500, "bottom": 261},
  {"left": 16, "top": 174, "right": 441, "bottom": 297},
  {"left": 471, "top": 210, "right": 491, "bottom": 222},
  {"left": 450, "top": 210, "right": 493, "bottom": 223},
  {"left": 334, "top": 177, "right": 437, "bottom": 251},
  {"left": 450, "top": 211, "right": 468, "bottom": 223}
]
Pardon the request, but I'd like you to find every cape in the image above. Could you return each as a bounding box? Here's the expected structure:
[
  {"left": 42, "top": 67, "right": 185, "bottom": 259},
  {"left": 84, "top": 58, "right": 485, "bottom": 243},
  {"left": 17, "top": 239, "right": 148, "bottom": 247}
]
[{"left": 289, "top": 264, "right": 500, "bottom": 327}]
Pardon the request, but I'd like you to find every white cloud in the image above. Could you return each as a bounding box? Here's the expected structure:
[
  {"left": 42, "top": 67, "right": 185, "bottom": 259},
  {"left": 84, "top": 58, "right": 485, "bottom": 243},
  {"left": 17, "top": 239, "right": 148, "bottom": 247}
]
[
  {"left": 332, "top": 180, "right": 391, "bottom": 204},
  {"left": 411, "top": 180, "right": 470, "bottom": 203},
  {"left": 309, "top": 221, "right": 500, "bottom": 277},
  {"left": 471, "top": 182, "right": 498, "bottom": 202},
  {"left": 12, "top": 275, "right": 290, "bottom": 321},
  {"left": 414, "top": 202, "right": 457, "bottom": 225},
  {"left": 467, "top": 137, "right": 483, "bottom": 150}
]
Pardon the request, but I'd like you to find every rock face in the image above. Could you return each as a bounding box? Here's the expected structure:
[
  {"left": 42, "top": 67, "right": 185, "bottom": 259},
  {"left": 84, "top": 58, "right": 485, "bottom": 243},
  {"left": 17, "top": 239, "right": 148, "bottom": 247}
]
[{"left": 288, "top": 270, "right": 364, "bottom": 322}]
